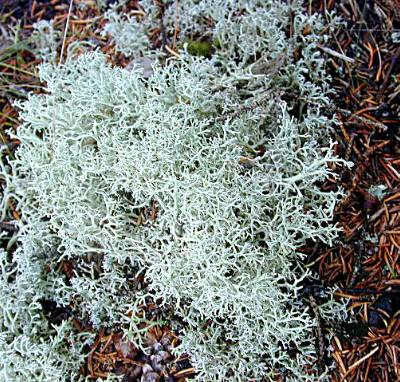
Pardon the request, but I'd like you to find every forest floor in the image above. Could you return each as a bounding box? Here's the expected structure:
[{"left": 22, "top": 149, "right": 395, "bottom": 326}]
[
  {"left": 0, "top": 0, "right": 399, "bottom": 381},
  {"left": 306, "top": 1, "right": 400, "bottom": 381}
]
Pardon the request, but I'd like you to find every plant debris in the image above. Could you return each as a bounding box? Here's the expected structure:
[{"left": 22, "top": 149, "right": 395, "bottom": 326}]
[{"left": 306, "top": 1, "right": 400, "bottom": 381}]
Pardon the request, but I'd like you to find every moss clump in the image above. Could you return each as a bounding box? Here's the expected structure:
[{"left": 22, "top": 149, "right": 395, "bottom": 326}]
[{"left": 186, "top": 40, "right": 214, "bottom": 57}]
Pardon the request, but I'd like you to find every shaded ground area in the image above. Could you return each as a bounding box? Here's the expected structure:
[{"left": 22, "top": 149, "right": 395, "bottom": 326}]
[
  {"left": 306, "top": 1, "right": 400, "bottom": 381},
  {"left": 1, "top": 0, "right": 400, "bottom": 381}
]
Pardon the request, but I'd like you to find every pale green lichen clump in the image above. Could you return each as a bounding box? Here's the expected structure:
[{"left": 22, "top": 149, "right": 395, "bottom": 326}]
[{"left": 1, "top": 1, "right": 346, "bottom": 381}]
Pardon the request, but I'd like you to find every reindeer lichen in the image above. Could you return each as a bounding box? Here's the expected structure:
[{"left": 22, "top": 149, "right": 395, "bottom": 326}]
[{"left": 1, "top": 1, "right": 348, "bottom": 381}]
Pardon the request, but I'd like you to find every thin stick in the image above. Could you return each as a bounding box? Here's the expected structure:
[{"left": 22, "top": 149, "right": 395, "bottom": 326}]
[
  {"left": 51, "top": 0, "right": 73, "bottom": 146},
  {"left": 59, "top": 0, "right": 74, "bottom": 66},
  {"left": 172, "top": 0, "right": 179, "bottom": 50},
  {"left": 318, "top": 44, "right": 355, "bottom": 64},
  {"left": 344, "top": 346, "right": 379, "bottom": 376}
]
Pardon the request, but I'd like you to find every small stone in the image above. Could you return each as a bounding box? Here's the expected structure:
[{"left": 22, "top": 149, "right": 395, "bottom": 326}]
[
  {"left": 141, "top": 371, "right": 160, "bottom": 382},
  {"left": 159, "top": 350, "right": 171, "bottom": 361},
  {"left": 114, "top": 335, "right": 138, "bottom": 360},
  {"left": 152, "top": 342, "right": 163, "bottom": 353},
  {"left": 150, "top": 354, "right": 163, "bottom": 372},
  {"left": 160, "top": 333, "right": 173, "bottom": 348}
]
